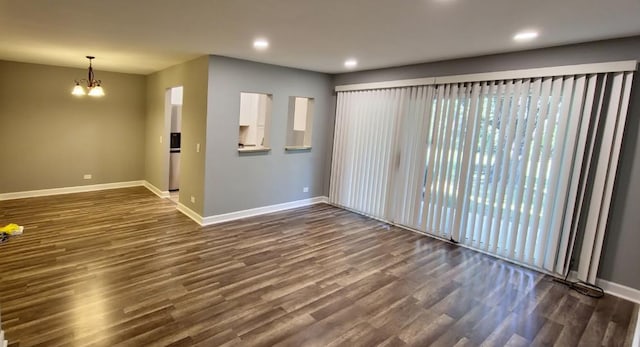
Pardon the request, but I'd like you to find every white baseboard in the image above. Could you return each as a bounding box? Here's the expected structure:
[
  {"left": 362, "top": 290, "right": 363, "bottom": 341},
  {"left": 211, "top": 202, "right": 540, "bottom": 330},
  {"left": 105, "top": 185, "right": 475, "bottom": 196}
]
[
  {"left": 633, "top": 309, "right": 640, "bottom": 347},
  {"left": 596, "top": 278, "right": 640, "bottom": 305},
  {"left": 0, "top": 180, "right": 145, "bottom": 200},
  {"left": 594, "top": 280, "right": 640, "bottom": 345},
  {"left": 201, "top": 196, "right": 329, "bottom": 226},
  {"left": 143, "top": 181, "right": 170, "bottom": 198},
  {"left": 176, "top": 202, "right": 204, "bottom": 225},
  {"left": 176, "top": 196, "right": 329, "bottom": 226},
  {"left": 567, "top": 270, "right": 640, "bottom": 304}
]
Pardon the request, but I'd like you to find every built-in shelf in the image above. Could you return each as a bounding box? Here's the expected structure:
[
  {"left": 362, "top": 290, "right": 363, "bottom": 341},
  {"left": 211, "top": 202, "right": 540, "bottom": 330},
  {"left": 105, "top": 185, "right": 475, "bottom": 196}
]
[
  {"left": 238, "top": 147, "right": 271, "bottom": 153},
  {"left": 285, "top": 146, "right": 312, "bottom": 151},
  {"left": 238, "top": 92, "right": 271, "bottom": 150},
  {"left": 286, "top": 96, "right": 314, "bottom": 150}
]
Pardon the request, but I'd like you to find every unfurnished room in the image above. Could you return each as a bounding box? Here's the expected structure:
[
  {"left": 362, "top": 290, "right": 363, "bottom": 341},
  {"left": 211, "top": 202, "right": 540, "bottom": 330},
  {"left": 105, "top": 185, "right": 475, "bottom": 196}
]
[{"left": 1, "top": 1, "right": 640, "bottom": 346}]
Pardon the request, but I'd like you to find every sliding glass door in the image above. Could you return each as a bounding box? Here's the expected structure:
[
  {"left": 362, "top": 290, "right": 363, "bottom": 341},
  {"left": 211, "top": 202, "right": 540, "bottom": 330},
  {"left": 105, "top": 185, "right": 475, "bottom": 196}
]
[{"left": 330, "top": 69, "right": 635, "bottom": 278}]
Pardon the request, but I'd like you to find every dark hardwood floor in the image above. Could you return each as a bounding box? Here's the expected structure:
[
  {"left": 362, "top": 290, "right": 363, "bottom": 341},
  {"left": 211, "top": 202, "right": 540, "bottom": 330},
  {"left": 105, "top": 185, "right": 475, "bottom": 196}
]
[{"left": 0, "top": 187, "right": 637, "bottom": 346}]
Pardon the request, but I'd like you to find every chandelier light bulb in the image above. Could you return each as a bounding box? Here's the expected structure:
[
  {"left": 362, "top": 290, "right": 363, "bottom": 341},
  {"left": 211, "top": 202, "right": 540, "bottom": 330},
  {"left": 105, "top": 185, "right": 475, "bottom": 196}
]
[
  {"left": 72, "top": 83, "right": 86, "bottom": 96},
  {"left": 88, "top": 85, "right": 105, "bottom": 97}
]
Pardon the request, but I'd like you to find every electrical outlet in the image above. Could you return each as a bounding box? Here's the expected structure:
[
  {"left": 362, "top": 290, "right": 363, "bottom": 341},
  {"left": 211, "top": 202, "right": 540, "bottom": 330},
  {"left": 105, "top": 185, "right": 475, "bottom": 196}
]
[
  {"left": 303, "top": 187, "right": 309, "bottom": 193},
  {"left": 190, "top": 196, "right": 196, "bottom": 203},
  {"left": 196, "top": 143, "right": 201, "bottom": 153},
  {"left": 83, "top": 174, "right": 92, "bottom": 180}
]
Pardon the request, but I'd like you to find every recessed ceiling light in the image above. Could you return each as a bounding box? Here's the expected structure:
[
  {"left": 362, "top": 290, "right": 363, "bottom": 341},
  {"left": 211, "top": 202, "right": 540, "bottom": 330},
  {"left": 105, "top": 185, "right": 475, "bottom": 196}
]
[
  {"left": 344, "top": 59, "right": 358, "bottom": 68},
  {"left": 513, "top": 31, "right": 539, "bottom": 42},
  {"left": 253, "top": 39, "right": 269, "bottom": 50}
]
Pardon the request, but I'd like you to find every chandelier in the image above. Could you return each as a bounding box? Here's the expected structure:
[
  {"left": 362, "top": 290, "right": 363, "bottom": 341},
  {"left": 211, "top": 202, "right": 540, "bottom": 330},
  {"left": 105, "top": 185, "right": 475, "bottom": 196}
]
[{"left": 72, "top": 56, "right": 105, "bottom": 97}]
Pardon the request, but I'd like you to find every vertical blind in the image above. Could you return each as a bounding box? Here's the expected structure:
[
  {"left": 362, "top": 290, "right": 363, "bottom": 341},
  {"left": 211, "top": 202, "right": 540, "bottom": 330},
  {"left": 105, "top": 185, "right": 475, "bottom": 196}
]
[
  {"left": 330, "top": 88, "right": 405, "bottom": 218},
  {"left": 330, "top": 68, "right": 635, "bottom": 279},
  {"left": 576, "top": 72, "right": 635, "bottom": 283}
]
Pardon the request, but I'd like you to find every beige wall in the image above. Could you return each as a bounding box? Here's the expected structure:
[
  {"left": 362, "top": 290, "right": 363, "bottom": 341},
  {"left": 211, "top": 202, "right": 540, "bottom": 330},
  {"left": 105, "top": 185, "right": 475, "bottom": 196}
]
[
  {"left": 145, "top": 56, "right": 208, "bottom": 214},
  {"left": 0, "top": 60, "right": 146, "bottom": 193}
]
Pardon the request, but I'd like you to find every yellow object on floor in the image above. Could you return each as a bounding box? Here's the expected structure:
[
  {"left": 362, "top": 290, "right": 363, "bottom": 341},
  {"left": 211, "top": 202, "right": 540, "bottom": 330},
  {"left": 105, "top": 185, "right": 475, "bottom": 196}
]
[{"left": 0, "top": 223, "right": 24, "bottom": 235}]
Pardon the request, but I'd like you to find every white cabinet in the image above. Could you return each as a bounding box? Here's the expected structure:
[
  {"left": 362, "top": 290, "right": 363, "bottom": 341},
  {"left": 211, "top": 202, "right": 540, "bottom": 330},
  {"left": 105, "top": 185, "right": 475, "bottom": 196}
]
[
  {"left": 293, "top": 97, "right": 308, "bottom": 131},
  {"left": 238, "top": 92, "right": 272, "bottom": 150},
  {"left": 286, "top": 96, "right": 314, "bottom": 150},
  {"left": 239, "top": 93, "right": 259, "bottom": 126}
]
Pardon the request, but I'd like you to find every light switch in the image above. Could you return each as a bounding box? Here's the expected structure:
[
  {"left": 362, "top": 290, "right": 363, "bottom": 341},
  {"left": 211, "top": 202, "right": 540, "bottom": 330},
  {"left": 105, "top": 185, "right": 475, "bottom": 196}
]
[
  {"left": 159, "top": 136, "right": 163, "bottom": 144},
  {"left": 196, "top": 143, "right": 201, "bottom": 153}
]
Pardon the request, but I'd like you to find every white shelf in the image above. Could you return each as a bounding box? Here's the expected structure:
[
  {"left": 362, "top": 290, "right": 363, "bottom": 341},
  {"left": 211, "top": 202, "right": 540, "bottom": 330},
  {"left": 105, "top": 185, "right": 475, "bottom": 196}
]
[
  {"left": 238, "top": 147, "right": 271, "bottom": 153},
  {"left": 285, "top": 146, "right": 312, "bottom": 151}
]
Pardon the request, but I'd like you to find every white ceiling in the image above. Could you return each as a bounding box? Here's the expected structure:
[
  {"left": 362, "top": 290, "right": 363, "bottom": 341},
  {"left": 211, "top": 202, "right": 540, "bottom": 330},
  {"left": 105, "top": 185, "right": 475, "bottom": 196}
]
[{"left": 1, "top": 0, "right": 639, "bottom": 75}]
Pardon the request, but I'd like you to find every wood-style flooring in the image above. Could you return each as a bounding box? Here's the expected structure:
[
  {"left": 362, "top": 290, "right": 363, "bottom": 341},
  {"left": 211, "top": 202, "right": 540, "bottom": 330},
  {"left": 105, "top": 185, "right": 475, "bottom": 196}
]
[{"left": 0, "top": 187, "right": 637, "bottom": 346}]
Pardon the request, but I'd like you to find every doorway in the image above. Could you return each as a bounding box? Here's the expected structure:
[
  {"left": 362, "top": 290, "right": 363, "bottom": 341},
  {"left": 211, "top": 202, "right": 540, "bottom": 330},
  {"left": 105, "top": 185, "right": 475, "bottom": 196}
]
[{"left": 166, "top": 86, "right": 183, "bottom": 203}]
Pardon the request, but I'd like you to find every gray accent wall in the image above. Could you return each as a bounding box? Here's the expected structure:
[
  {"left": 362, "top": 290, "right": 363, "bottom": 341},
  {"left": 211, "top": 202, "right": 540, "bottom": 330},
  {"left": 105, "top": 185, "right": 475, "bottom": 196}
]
[
  {"left": 145, "top": 56, "right": 209, "bottom": 215},
  {"left": 333, "top": 36, "right": 640, "bottom": 290},
  {"left": 0, "top": 60, "right": 145, "bottom": 193},
  {"left": 204, "top": 56, "right": 333, "bottom": 216}
]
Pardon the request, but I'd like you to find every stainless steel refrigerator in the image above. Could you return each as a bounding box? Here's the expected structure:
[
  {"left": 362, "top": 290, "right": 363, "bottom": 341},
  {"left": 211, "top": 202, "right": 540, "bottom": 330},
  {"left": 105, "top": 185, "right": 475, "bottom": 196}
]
[{"left": 169, "top": 133, "right": 180, "bottom": 191}]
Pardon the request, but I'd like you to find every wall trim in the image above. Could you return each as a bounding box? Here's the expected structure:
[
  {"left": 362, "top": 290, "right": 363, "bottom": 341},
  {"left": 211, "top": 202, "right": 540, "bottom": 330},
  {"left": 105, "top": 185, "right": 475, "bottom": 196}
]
[
  {"left": 177, "top": 197, "right": 329, "bottom": 226},
  {"left": 0, "top": 181, "right": 145, "bottom": 201},
  {"left": 176, "top": 202, "right": 204, "bottom": 225},
  {"left": 567, "top": 270, "right": 640, "bottom": 304},
  {"left": 143, "top": 181, "right": 170, "bottom": 198},
  {"left": 595, "top": 278, "right": 640, "bottom": 305},
  {"left": 1, "top": 327, "right": 6, "bottom": 347},
  {"left": 201, "top": 196, "right": 328, "bottom": 226},
  {"left": 633, "top": 307, "right": 640, "bottom": 347}
]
